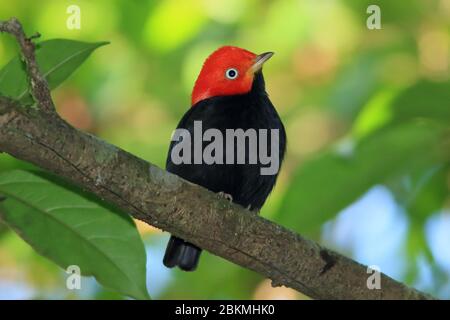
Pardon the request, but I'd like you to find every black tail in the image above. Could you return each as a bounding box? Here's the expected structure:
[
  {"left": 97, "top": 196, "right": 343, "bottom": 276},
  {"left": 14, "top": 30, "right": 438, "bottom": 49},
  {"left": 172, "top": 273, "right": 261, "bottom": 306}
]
[{"left": 163, "top": 235, "right": 202, "bottom": 271}]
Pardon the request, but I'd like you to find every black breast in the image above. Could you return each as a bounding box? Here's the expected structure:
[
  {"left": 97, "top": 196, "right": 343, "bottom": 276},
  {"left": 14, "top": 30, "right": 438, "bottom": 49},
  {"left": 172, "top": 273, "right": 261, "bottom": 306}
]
[{"left": 166, "top": 72, "right": 286, "bottom": 210}]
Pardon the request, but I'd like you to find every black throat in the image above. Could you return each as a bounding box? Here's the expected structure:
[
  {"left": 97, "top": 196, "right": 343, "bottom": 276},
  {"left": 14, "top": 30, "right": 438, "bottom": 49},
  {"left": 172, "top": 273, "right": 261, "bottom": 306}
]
[{"left": 192, "top": 71, "right": 267, "bottom": 109}]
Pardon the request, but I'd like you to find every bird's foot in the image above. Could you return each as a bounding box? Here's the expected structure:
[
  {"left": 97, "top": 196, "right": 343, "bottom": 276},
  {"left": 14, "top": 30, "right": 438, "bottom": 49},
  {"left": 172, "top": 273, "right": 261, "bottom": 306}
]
[
  {"left": 246, "top": 205, "right": 259, "bottom": 215},
  {"left": 217, "top": 191, "right": 233, "bottom": 202}
]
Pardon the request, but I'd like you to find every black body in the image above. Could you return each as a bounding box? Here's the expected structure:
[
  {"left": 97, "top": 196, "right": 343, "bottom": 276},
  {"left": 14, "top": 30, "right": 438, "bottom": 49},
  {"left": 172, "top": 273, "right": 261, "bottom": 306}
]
[{"left": 163, "top": 72, "right": 286, "bottom": 271}]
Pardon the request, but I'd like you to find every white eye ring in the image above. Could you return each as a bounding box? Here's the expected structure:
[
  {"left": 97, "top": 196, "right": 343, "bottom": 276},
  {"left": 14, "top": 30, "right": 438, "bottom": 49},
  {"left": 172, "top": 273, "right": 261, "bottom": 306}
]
[{"left": 225, "top": 68, "right": 239, "bottom": 80}]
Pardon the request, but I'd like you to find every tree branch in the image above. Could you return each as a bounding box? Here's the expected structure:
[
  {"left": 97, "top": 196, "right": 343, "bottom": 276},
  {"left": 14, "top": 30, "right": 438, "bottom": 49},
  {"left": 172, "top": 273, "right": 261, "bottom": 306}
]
[{"left": 0, "top": 18, "right": 434, "bottom": 300}]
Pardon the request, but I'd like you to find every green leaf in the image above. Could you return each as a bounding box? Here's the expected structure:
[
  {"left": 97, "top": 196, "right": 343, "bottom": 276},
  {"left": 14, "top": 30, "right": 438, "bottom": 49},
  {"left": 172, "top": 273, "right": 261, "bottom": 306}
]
[
  {"left": 352, "top": 89, "right": 398, "bottom": 138},
  {"left": 277, "top": 121, "right": 448, "bottom": 234},
  {"left": 0, "top": 170, "right": 149, "bottom": 300},
  {"left": 391, "top": 80, "right": 450, "bottom": 125},
  {"left": 0, "top": 39, "right": 108, "bottom": 102},
  {"left": 353, "top": 80, "right": 450, "bottom": 138},
  {"left": 406, "top": 165, "right": 449, "bottom": 223}
]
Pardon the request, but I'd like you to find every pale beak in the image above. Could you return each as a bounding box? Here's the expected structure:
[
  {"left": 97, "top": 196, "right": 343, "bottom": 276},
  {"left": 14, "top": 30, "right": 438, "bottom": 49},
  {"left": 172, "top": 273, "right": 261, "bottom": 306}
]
[{"left": 250, "top": 52, "right": 274, "bottom": 73}]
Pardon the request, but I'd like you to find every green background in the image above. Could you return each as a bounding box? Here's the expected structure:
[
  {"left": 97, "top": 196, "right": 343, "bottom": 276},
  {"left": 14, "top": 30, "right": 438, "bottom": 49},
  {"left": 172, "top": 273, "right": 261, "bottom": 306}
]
[{"left": 0, "top": 0, "right": 449, "bottom": 299}]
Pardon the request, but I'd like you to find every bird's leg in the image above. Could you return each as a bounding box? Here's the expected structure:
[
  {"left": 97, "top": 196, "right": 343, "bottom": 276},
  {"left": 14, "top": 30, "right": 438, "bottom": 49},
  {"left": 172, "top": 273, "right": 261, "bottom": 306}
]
[{"left": 217, "top": 191, "right": 233, "bottom": 202}]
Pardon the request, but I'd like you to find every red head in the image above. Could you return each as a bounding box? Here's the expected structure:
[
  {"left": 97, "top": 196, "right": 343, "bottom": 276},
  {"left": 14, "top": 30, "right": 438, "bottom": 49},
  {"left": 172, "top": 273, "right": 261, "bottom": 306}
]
[{"left": 191, "top": 46, "right": 274, "bottom": 106}]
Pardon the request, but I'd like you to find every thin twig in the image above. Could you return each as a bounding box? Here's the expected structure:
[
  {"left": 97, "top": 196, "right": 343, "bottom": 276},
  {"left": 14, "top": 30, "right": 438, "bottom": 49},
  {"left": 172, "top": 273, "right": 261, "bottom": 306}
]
[{"left": 0, "top": 18, "right": 54, "bottom": 113}]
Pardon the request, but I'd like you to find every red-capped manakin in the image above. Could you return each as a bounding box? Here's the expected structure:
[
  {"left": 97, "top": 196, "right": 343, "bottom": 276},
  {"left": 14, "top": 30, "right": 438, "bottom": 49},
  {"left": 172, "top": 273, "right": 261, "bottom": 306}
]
[{"left": 163, "top": 46, "right": 286, "bottom": 271}]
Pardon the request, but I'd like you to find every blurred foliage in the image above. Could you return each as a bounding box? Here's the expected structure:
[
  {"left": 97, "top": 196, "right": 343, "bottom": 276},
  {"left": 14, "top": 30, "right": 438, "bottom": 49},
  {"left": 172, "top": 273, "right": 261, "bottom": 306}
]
[
  {"left": 279, "top": 121, "right": 448, "bottom": 234},
  {"left": 0, "top": 0, "right": 449, "bottom": 299}
]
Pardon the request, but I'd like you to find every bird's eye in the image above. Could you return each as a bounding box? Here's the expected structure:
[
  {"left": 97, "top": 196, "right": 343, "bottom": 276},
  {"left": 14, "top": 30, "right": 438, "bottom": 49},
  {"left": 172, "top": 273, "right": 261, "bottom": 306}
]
[{"left": 225, "top": 68, "right": 239, "bottom": 80}]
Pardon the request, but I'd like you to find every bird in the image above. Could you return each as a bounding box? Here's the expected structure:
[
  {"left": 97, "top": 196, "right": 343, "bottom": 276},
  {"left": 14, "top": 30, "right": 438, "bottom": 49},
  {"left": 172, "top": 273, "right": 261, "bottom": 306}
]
[{"left": 163, "top": 46, "right": 286, "bottom": 271}]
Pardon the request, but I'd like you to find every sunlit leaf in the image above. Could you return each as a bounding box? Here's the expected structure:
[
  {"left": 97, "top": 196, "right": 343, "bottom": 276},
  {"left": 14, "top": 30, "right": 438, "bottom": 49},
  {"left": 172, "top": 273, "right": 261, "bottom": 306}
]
[
  {"left": 353, "top": 89, "right": 397, "bottom": 138},
  {"left": 0, "top": 170, "right": 149, "bottom": 300}
]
